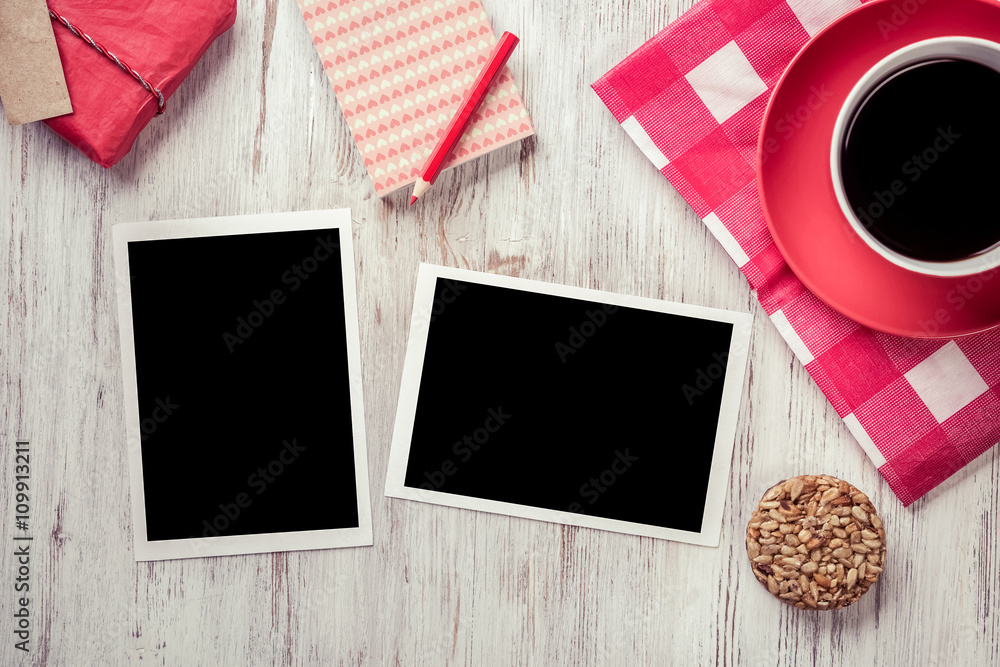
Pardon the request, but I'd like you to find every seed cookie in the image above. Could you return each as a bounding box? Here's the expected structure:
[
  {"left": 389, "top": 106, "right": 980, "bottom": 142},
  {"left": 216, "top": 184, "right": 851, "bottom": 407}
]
[{"left": 746, "top": 475, "right": 886, "bottom": 610}]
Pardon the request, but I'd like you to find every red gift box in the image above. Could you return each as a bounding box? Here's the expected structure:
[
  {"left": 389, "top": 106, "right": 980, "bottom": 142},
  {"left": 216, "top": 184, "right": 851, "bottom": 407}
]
[{"left": 44, "top": 0, "right": 237, "bottom": 167}]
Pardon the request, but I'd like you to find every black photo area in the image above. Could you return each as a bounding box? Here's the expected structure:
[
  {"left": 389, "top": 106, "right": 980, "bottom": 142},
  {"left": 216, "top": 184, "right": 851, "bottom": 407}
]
[
  {"left": 128, "top": 228, "right": 359, "bottom": 541},
  {"left": 402, "top": 279, "right": 735, "bottom": 533}
]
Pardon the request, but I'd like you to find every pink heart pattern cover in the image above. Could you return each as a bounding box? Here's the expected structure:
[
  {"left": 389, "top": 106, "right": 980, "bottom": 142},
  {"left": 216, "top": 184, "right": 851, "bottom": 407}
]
[{"left": 296, "top": 0, "right": 535, "bottom": 196}]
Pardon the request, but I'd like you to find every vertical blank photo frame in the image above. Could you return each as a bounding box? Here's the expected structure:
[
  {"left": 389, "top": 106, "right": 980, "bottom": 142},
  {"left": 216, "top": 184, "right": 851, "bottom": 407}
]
[
  {"left": 385, "top": 265, "right": 753, "bottom": 547},
  {"left": 113, "top": 210, "right": 372, "bottom": 560}
]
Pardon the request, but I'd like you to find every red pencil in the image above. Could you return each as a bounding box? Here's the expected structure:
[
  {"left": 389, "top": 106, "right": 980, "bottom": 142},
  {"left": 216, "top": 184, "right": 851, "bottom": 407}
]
[{"left": 410, "top": 31, "right": 520, "bottom": 205}]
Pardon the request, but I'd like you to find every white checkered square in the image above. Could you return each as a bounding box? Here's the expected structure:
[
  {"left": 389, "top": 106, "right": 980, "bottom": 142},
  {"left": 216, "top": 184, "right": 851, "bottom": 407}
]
[
  {"left": 905, "top": 341, "right": 989, "bottom": 423},
  {"left": 685, "top": 41, "right": 767, "bottom": 123}
]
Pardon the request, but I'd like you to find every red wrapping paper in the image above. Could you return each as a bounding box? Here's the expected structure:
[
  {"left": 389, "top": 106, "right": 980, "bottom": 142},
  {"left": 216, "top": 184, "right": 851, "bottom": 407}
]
[{"left": 44, "top": 0, "right": 237, "bottom": 167}]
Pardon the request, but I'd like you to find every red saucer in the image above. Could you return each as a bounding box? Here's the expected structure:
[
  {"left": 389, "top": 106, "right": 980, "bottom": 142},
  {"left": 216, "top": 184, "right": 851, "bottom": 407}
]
[{"left": 758, "top": 0, "right": 1000, "bottom": 338}]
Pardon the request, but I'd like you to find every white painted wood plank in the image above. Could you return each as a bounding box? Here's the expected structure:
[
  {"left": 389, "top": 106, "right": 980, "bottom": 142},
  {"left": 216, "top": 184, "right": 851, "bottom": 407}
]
[{"left": 0, "top": 0, "right": 997, "bottom": 665}]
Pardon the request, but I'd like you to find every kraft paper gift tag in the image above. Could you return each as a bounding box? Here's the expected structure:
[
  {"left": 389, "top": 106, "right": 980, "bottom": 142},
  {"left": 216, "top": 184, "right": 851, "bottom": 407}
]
[{"left": 0, "top": 0, "right": 72, "bottom": 125}]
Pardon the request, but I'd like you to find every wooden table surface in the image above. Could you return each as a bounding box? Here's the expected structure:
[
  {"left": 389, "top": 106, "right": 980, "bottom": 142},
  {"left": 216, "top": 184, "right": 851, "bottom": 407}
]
[{"left": 3, "top": 1, "right": 999, "bottom": 665}]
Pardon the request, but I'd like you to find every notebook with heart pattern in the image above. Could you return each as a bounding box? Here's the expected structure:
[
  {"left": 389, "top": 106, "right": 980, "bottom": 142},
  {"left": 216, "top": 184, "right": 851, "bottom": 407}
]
[{"left": 296, "top": 0, "right": 535, "bottom": 196}]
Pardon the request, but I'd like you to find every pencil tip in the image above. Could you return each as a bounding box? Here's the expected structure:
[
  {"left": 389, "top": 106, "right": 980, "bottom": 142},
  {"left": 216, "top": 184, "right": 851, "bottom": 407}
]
[{"left": 410, "top": 195, "right": 418, "bottom": 206}]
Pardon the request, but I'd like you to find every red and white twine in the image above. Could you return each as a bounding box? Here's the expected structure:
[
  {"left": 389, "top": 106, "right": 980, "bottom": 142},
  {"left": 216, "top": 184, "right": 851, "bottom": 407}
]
[{"left": 47, "top": 9, "right": 166, "bottom": 115}]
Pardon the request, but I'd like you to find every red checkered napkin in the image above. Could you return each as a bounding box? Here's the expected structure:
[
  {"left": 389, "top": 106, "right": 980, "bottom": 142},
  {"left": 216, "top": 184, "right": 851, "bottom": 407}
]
[{"left": 593, "top": 0, "right": 1000, "bottom": 506}]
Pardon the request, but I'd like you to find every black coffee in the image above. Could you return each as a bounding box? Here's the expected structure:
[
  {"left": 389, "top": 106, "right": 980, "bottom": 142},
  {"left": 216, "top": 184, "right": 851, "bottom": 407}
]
[{"left": 841, "top": 58, "right": 1000, "bottom": 262}]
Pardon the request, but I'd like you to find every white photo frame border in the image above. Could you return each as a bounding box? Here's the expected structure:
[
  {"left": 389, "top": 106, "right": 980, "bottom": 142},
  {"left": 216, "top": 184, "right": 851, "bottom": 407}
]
[
  {"left": 113, "top": 209, "right": 373, "bottom": 561},
  {"left": 384, "top": 264, "right": 753, "bottom": 547}
]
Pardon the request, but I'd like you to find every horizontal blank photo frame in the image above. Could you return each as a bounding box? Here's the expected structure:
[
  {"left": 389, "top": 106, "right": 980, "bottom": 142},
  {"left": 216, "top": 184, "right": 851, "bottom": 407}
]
[
  {"left": 385, "top": 265, "right": 753, "bottom": 547},
  {"left": 113, "top": 210, "right": 372, "bottom": 560}
]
